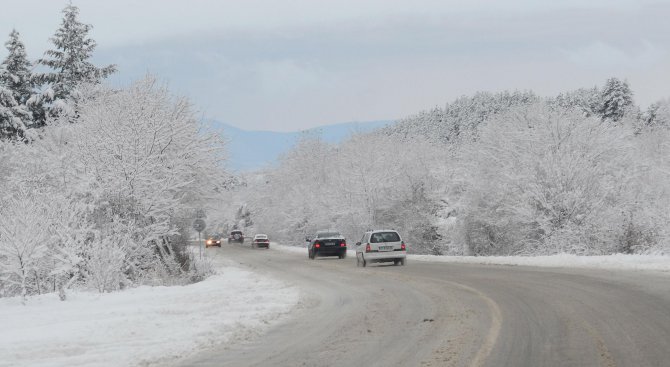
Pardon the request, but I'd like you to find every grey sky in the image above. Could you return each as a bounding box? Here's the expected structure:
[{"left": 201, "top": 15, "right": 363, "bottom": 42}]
[{"left": 1, "top": 0, "right": 669, "bottom": 131}]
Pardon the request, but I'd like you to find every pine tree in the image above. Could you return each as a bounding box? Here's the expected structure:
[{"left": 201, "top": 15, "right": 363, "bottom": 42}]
[
  {"left": 0, "top": 86, "right": 31, "bottom": 140},
  {"left": 35, "top": 3, "right": 116, "bottom": 118},
  {"left": 600, "top": 77, "right": 634, "bottom": 122},
  {"left": 0, "top": 30, "right": 33, "bottom": 140},
  {"left": 1, "top": 30, "right": 34, "bottom": 105}
]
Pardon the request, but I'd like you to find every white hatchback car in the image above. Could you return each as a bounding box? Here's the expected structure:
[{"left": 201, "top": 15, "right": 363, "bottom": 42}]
[{"left": 355, "top": 230, "right": 406, "bottom": 267}]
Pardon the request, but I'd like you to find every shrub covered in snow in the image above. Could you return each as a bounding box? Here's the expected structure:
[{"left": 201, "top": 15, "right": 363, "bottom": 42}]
[{"left": 0, "top": 77, "right": 228, "bottom": 299}]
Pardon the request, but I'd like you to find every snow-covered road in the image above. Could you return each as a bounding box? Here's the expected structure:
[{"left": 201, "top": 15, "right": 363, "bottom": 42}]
[
  {"left": 181, "top": 243, "right": 670, "bottom": 367},
  {"left": 0, "top": 254, "right": 299, "bottom": 367}
]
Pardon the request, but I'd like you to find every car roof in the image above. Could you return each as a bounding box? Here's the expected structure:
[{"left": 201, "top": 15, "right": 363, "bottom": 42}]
[
  {"left": 316, "top": 231, "right": 343, "bottom": 236},
  {"left": 254, "top": 234, "right": 268, "bottom": 237},
  {"left": 367, "top": 229, "right": 399, "bottom": 233}
]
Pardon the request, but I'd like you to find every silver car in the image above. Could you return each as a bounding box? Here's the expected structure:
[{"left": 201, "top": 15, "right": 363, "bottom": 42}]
[{"left": 355, "top": 230, "right": 406, "bottom": 267}]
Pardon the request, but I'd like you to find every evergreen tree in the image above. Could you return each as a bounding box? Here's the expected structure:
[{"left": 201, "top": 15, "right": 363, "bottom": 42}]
[
  {"left": 0, "top": 87, "right": 31, "bottom": 140},
  {"left": 35, "top": 3, "right": 116, "bottom": 118},
  {"left": 1, "top": 30, "right": 34, "bottom": 105},
  {"left": 600, "top": 77, "right": 634, "bottom": 122},
  {"left": 0, "top": 30, "right": 33, "bottom": 140}
]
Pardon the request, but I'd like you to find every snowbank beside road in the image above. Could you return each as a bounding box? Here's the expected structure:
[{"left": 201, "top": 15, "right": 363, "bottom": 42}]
[
  {"left": 0, "top": 259, "right": 299, "bottom": 367},
  {"left": 410, "top": 253, "right": 670, "bottom": 272},
  {"left": 273, "top": 243, "right": 670, "bottom": 272}
]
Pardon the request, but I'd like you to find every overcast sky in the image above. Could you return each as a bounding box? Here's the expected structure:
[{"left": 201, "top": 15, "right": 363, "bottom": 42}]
[{"left": 1, "top": 0, "right": 669, "bottom": 131}]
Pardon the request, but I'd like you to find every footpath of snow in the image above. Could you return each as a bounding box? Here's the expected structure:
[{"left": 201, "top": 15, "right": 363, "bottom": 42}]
[
  {"left": 274, "top": 243, "right": 670, "bottom": 272},
  {"left": 0, "top": 258, "right": 300, "bottom": 367}
]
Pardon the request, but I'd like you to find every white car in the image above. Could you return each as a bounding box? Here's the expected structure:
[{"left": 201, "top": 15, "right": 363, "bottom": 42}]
[
  {"left": 251, "top": 234, "right": 270, "bottom": 249},
  {"left": 355, "top": 230, "right": 406, "bottom": 267}
]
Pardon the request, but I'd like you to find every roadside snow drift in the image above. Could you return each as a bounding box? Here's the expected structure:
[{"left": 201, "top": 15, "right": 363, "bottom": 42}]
[{"left": 0, "top": 260, "right": 299, "bottom": 367}]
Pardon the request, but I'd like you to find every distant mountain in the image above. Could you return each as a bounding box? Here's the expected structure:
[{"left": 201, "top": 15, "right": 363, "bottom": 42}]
[{"left": 207, "top": 120, "right": 393, "bottom": 172}]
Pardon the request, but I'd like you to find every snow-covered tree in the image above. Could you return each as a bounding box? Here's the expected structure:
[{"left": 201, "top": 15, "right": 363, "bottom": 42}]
[
  {"left": 1, "top": 30, "right": 34, "bottom": 106},
  {"left": 456, "top": 104, "right": 636, "bottom": 255},
  {"left": 0, "top": 75, "right": 229, "bottom": 299},
  {"left": 644, "top": 99, "right": 670, "bottom": 127},
  {"left": 0, "top": 87, "right": 31, "bottom": 140},
  {"left": 552, "top": 86, "right": 602, "bottom": 117},
  {"left": 600, "top": 77, "right": 634, "bottom": 122},
  {"left": 0, "top": 30, "right": 34, "bottom": 140},
  {"left": 65, "top": 77, "right": 227, "bottom": 283},
  {"left": 0, "top": 190, "right": 54, "bottom": 302},
  {"left": 35, "top": 3, "right": 115, "bottom": 120}
]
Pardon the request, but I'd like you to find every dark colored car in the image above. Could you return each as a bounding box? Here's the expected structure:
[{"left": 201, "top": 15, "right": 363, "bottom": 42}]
[
  {"left": 205, "top": 236, "right": 221, "bottom": 248},
  {"left": 252, "top": 234, "right": 270, "bottom": 249},
  {"left": 228, "top": 230, "right": 244, "bottom": 244},
  {"left": 307, "top": 231, "right": 347, "bottom": 259}
]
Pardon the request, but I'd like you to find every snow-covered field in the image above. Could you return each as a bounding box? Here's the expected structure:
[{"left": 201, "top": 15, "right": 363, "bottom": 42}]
[
  {"left": 273, "top": 244, "right": 670, "bottom": 272},
  {"left": 0, "top": 258, "right": 299, "bottom": 367}
]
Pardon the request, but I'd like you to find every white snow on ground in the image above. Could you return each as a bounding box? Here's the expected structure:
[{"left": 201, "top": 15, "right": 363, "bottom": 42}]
[
  {"left": 273, "top": 243, "right": 670, "bottom": 272},
  {"left": 410, "top": 253, "right": 670, "bottom": 272},
  {"left": 0, "top": 258, "right": 299, "bottom": 367}
]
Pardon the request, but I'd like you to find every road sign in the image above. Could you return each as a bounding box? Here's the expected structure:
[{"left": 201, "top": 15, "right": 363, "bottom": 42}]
[
  {"left": 195, "top": 209, "right": 206, "bottom": 218},
  {"left": 193, "top": 218, "right": 206, "bottom": 232}
]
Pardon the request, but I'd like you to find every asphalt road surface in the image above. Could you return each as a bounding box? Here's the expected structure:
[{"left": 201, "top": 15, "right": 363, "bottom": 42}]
[{"left": 177, "top": 244, "right": 670, "bottom": 367}]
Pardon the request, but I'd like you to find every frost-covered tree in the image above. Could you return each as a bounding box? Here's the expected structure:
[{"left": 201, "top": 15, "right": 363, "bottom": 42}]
[
  {"left": 1, "top": 30, "right": 34, "bottom": 106},
  {"left": 0, "top": 190, "right": 54, "bottom": 302},
  {"left": 35, "top": 3, "right": 115, "bottom": 120},
  {"left": 644, "top": 99, "right": 670, "bottom": 127},
  {"left": 386, "top": 90, "right": 539, "bottom": 144},
  {"left": 552, "top": 86, "right": 602, "bottom": 117},
  {"left": 0, "top": 87, "right": 31, "bottom": 140},
  {"left": 0, "top": 30, "right": 34, "bottom": 140},
  {"left": 0, "top": 75, "right": 229, "bottom": 299},
  {"left": 600, "top": 77, "right": 634, "bottom": 122},
  {"left": 456, "top": 104, "right": 636, "bottom": 255}
]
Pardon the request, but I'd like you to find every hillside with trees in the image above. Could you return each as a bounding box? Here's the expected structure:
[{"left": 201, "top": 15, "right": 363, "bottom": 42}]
[{"left": 234, "top": 78, "right": 670, "bottom": 257}]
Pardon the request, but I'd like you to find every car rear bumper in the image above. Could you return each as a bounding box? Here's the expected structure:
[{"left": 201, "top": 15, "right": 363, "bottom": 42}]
[
  {"left": 315, "top": 247, "right": 347, "bottom": 257},
  {"left": 254, "top": 243, "right": 269, "bottom": 248},
  {"left": 361, "top": 251, "right": 406, "bottom": 262}
]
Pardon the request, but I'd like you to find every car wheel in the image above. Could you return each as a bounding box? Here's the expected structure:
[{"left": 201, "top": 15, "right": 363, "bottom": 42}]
[
  {"left": 400, "top": 258, "right": 406, "bottom": 266},
  {"left": 393, "top": 259, "right": 399, "bottom": 266}
]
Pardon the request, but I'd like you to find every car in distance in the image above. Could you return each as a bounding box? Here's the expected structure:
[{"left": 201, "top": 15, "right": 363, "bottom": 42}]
[
  {"left": 252, "top": 234, "right": 270, "bottom": 249},
  {"left": 307, "top": 231, "right": 347, "bottom": 259},
  {"left": 228, "top": 230, "right": 244, "bottom": 244},
  {"left": 205, "top": 235, "right": 222, "bottom": 248},
  {"left": 356, "top": 230, "right": 406, "bottom": 267}
]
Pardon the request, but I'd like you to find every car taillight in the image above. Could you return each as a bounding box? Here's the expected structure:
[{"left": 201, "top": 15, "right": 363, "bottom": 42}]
[
  {"left": 340, "top": 241, "right": 346, "bottom": 247},
  {"left": 365, "top": 243, "right": 371, "bottom": 252},
  {"left": 315, "top": 242, "right": 321, "bottom": 248},
  {"left": 401, "top": 242, "right": 406, "bottom": 251}
]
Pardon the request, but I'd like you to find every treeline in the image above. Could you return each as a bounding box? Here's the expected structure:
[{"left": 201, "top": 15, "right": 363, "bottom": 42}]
[
  {"left": 237, "top": 78, "right": 670, "bottom": 256},
  {"left": 0, "top": 5, "right": 228, "bottom": 300}
]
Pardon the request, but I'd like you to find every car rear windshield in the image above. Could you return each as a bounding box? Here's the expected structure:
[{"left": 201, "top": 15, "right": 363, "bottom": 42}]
[
  {"left": 370, "top": 232, "right": 400, "bottom": 243},
  {"left": 316, "top": 232, "right": 341, "bottom": 238},
  {"left": 255, "top": 235, "right": 268, "bottom": 239}
]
